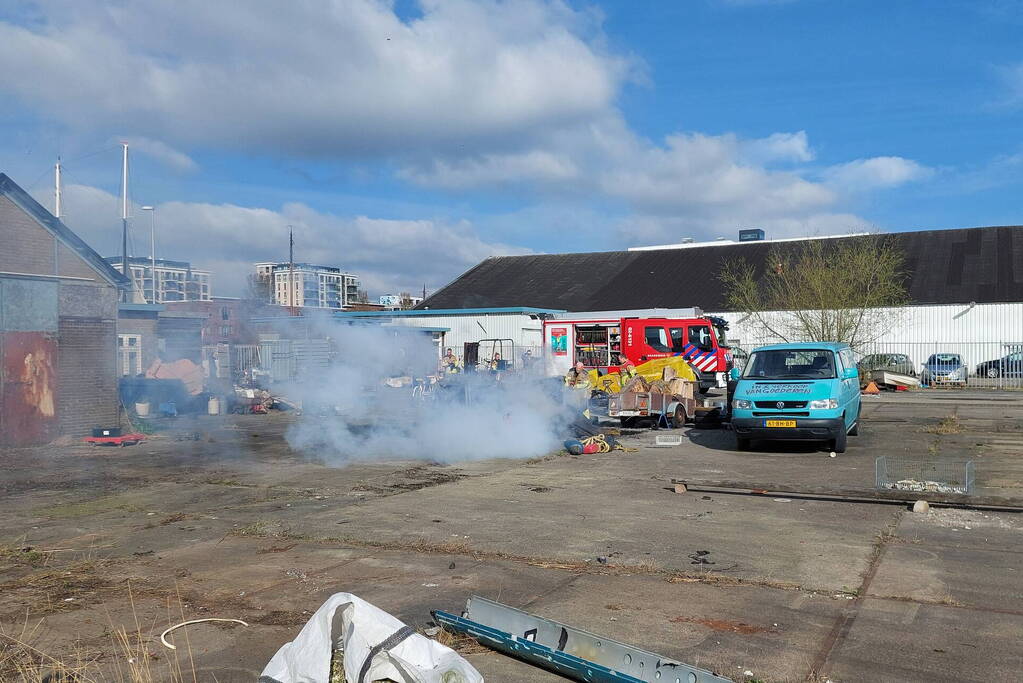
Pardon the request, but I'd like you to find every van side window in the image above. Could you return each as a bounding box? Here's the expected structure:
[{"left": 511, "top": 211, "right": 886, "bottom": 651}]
[
  {"left": 669, "top": 327, "right": 686, "bottom": 351},
  {"left": 644, "top": 326, "right": 671, "bottom": 352},
  {"left": 839, "top": 349, "right": 854, "bottom": 372}
]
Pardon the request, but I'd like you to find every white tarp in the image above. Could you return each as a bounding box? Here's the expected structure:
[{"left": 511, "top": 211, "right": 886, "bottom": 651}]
[{"left": 259, "top": 592, "right": 484, "bottom": 683}]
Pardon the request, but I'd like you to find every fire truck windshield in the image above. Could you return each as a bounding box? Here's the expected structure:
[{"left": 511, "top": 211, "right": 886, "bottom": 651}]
[{"left": 708, "top": 317, "right": 730, "bottom": 349}]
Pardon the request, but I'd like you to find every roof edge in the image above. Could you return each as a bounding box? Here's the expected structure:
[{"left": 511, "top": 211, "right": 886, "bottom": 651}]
[{"left": 0, "top": 173, "right": 131, "bottom": 288}]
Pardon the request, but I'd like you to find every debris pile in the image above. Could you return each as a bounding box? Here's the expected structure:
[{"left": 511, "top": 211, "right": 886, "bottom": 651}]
[{"left": 888, "top": 479, "right": 964, "bottom": 494}]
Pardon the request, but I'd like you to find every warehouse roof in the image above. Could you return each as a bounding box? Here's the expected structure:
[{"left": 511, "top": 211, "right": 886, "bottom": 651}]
[
  {"left": 0, "top": 173, "right": 130, "bottom": 288},
  {"left": 417, "top": 226, "right": 1023, "bottom": 311}
]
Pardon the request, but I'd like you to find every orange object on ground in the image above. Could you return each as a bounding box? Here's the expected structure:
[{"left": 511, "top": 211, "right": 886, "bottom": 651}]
[
  {"left": 862, "top": 381, "right": 881, "bottom": 394},
  {"left": 84, "top": 433, "right": 146, "bottom": 446}
]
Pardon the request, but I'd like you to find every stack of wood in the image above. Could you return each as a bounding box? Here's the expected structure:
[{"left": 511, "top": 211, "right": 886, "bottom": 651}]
[{"left": 620, "top": 366, "right": 694, "bottom": 399}]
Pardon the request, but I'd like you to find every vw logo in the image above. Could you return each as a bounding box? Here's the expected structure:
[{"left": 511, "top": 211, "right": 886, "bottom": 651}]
[{"left": 776, "top": 401, "right": 785, "bottom": 409}]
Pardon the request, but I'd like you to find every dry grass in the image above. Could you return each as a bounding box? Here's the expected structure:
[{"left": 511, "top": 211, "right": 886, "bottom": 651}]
[
  {"left": 434, "top": 628, "right": 490, "bottom": 656},
  {"left": 925, "top": 413, "right": 963, "bottom": 435},
  {"left": 0, "top": 585, "right": 194, "bottom": 682}
]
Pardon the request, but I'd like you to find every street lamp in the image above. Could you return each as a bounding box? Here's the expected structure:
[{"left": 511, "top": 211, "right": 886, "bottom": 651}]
[{"left": 140, "top": 206, "right": 157, "bottom": 304}]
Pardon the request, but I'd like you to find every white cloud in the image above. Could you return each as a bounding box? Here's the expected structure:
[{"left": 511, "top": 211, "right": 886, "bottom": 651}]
[
  {"left": 400, "top": 150, "right": 580, "bottom": 189},
  {"left": 823, "top": 156, "right": 933, "bottom": 191},
  {"left": 597, "top": 131, "right": 834, "bottom": 215},
  {"left": 0, "top": 0, "right": 630, "bottom": 156},
  {"left": 119, "top": 137, "right": 197, "bottom": 172},
  {"left": 51, "top": 183, "right": 529, "bottom": 297}
]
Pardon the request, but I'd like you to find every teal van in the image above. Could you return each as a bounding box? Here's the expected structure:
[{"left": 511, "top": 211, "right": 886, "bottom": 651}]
[{"left": 730, "top": 342, "right": 860, "bottom": 453}]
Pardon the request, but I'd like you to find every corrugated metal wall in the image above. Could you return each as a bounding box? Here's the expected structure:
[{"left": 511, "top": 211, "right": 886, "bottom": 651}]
[
  {"left": 712, "top": 303, "right": 1023, "bottom": 348},
  {"left": 711, "top": 302, "right": 1023, "bottom": 377}
]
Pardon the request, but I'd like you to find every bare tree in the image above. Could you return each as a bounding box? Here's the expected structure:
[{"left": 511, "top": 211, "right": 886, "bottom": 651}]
[{"left": 720, "top": 234, "right": 908, "bottom": 350}]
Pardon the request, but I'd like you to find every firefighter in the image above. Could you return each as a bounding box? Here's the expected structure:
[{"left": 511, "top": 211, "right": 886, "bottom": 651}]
[
  {"left": 564, "top": 362, "right": 592, "bottom": 390},
  {"left": 440, "top": 348, "right": 461, "bottom": 374},
  {"left": 619, "top": 359, "right": 638, "bottom": 384}
]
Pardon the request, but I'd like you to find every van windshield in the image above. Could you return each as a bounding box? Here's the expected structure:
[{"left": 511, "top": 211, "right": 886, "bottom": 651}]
[{"left": 743, "top": 349, "right": 836, "bottom": 380}]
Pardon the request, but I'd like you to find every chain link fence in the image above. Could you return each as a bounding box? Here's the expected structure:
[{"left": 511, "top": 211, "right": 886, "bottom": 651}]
[{"left": 853, "top": 341, "right": 1023, "bottom": 389}]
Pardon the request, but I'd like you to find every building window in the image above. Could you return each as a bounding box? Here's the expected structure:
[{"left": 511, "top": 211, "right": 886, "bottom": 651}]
[
  {"left": 219, "top": 324, "right": 231, "bottom": 337},
  {"left": 117, "top": 334, "right": 143, "bottom": 376},
  {"left": 221, "top": 307, "right": 230, "bottom": 320}
]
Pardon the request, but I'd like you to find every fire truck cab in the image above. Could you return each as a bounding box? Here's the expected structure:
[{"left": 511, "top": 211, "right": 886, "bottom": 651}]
[{"left": 542, "top": 308, "right": 732, "bottom": 392}]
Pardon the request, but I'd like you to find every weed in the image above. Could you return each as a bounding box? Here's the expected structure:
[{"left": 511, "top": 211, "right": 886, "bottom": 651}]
[
  {"left": 0, "top": 544, "right": 48, "bottom": 568},
  {"left": 925, "top": 413, "right": 963, "bottom": 435},
  {"left": 41, "top": 495, "right": 144, "bottom": 520},
  {"left": 231, "top": 519, "right": 301, "bottom": 540},
  {"left": 204, "top": 478, "right": 257, "bottom": 488}
]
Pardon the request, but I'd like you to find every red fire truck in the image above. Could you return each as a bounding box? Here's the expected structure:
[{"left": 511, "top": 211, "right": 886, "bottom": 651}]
[{"left": 542, "top": 308, "right": 732, "bottom": 392}]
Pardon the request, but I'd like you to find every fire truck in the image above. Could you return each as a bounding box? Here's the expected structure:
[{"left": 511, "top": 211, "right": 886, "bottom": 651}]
[{"left": 542, "top": 308, "right": 732, "bottom": 392}]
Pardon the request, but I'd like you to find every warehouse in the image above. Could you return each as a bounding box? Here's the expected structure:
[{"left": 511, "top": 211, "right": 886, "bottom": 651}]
[
  {"left": 332, "top": 307, "right": 561, "bottom": 362},
  {"left": 0, "top": 173, "right": 130, "bottom": 445},
  {"left": 414, "top": 226, "right": 1023, "bottom": 378}
]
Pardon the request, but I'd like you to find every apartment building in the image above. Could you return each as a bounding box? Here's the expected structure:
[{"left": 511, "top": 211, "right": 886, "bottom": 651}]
[
  {"left": 254, "top": 262, "right": 361, "bottom": 310},
  {"left": 106, "top": 256, "right": 211, "bottom": 303}
]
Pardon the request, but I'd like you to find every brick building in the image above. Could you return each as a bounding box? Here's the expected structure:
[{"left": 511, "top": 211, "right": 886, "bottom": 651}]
[{"left": 0, "top": 173, "right": 129, "bottom": 445}]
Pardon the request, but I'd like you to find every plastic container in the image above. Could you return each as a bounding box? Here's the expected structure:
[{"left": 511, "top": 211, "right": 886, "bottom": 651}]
[
  {"left": 207, "top": 397, "right": 221, "bottom": 415},
  {"left": 134, "top": 402, "right": 150, "bottom": 417}
]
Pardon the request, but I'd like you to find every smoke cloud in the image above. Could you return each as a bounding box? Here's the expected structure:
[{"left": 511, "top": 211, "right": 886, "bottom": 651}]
[{"left": 278, "top": 323, "right": 573, "bottom": 464}]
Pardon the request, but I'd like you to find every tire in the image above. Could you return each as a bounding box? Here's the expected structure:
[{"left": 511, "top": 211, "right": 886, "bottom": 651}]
[
  {"left": 672, "top": 405, "right": 687, "bottom": 429},
  {"left": 736, "top": 437, "right": 750, "bottom": 451},
  {"left": 831, "top": 430, "right": 847, "bottom": 454},
  {"left": 986, "top": 367, "right": 1000, "bottom": 379},
  {"left": 848, "top": 407, "right": 860, "bottom": 436}
]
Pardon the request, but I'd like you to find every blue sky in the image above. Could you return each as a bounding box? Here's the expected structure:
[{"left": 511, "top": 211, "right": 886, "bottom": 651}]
[{"left": 0, "top": 0, "right": 1020, "bottom": 296}]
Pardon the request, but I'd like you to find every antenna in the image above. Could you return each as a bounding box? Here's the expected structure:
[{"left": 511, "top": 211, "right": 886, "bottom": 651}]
[
  {"left": 54, "top": 158, "right": 62, "bottom": 219},
  {"left": 120, "top": 143, "right": 130, "bottom": 301}
]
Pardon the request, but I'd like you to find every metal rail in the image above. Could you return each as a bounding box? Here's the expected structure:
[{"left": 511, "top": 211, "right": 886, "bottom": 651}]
[
  {"left": 433, "top": 596, "right": 731, "bottom": 683},
  {"left": 670, "top": 479, "right": 1023, "bottom": 513}
]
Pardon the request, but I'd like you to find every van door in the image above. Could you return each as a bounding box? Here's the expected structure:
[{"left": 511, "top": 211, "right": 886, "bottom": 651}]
[
  {"left": 686, "top": 323, "right": 718, "bottom": 372},
  {"left": 837, "top": 348, "right": 858, "bottom": 428},
  {"left": 623, "top": 320, "right": 673, "bottom": 362}
]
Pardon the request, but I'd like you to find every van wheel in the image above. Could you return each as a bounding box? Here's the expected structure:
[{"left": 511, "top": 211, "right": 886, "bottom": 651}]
[
  {"left": 736, "top": 437, "right": 750, "bottom": 451},
  {"left": 831, "top": 430, "right": 847, "bottom": 454}
]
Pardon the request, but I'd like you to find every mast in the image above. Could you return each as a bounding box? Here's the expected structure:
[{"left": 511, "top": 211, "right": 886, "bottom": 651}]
[
  {"left": 54, "top": 158, "right": 62, "bottom": 219},
  {"left": 288, "top": 225, "right": 296, "bottom": 314},
  {"left": 120, "top": 143, "right": 130, "bottom": 301}
]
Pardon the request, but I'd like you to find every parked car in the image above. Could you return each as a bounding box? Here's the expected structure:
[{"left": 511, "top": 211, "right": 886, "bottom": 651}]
[
  {"left": 921, "top": 353, "right": 967, "bottom": 386},
  {"left": 975, "top": 351, "right": 1023, "bottom": 379},
  {"left": 857, "top": 353, "right": 916, "bottom": 377},
  {"left": 730, "top": 342, "right": 861, "bottom": 453}
]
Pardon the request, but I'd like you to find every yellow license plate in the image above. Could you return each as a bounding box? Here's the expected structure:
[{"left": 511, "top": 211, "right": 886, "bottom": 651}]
[{"left": 765, "top": 419, "right": 797, "bottom": 428}]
